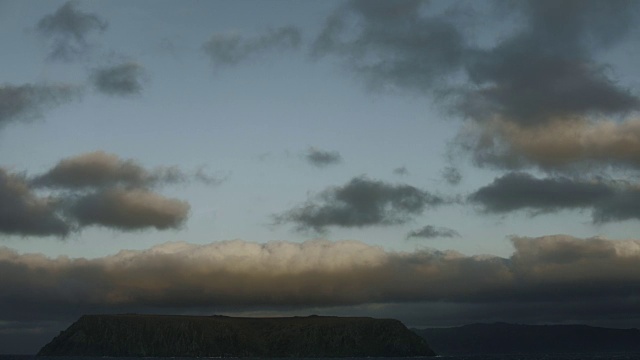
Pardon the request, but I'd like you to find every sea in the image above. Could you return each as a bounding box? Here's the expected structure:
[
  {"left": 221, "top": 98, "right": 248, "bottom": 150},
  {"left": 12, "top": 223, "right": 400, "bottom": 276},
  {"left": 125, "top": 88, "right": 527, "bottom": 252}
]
[{"left": 3, "top": 355, "right": 640, "bottom": 360}]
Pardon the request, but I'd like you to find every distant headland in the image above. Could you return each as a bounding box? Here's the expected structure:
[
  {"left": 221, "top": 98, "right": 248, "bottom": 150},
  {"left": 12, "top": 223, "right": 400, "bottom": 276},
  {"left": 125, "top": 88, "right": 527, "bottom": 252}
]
[
  {"left": 37, "top": 314, "right": 436, "bottom": 357},
  {"left": 413, "top": 322, "right": 640, "bottom": 355}
]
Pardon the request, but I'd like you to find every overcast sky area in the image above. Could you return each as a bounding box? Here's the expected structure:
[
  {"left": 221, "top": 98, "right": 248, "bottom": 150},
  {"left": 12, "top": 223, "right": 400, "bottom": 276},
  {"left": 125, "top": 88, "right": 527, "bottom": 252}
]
[{"left": 2, "top": 0, "right": 640, "bottom": 354}]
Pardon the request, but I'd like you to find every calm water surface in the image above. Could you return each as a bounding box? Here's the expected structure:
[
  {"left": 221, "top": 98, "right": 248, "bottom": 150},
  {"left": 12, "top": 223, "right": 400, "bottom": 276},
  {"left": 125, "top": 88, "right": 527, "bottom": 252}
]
[{"left": 4, "top": 355, "right": 640, "bottom": 360}]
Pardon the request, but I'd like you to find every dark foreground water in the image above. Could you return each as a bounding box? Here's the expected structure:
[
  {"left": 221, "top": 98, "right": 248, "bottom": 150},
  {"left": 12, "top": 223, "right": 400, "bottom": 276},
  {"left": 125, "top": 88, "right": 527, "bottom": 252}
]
[{"left": 3, "top": 355, "right": 640, "bottom": 360}]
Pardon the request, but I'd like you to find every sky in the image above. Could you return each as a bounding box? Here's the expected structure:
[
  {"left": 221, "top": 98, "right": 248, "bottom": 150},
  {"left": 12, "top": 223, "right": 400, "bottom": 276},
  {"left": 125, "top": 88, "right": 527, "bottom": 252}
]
[{"left": 2, "top": 0, "right": 640, "bottom": 354}]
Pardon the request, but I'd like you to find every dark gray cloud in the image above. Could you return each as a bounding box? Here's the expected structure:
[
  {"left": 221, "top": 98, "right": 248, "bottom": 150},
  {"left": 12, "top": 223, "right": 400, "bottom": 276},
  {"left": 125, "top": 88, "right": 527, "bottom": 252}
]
[
  {"left": 469, "top": 172, "right": 612, "bottom": 213},
  {"left": 592, "top": 190, "right": 640, "bottom": 224},
  {"left": 442, "top": 166, "right": 461, "bottom": 185},
  {"left": 64, "top": 188, "right": 189, "bottom": 231},
  {"left": 470, "top": 172, "right": 640, "bottom": 223},
  {"left": 0, "top": 83, "right": 80, "bottom": 127},
  {"left": 407, "top": 225, "right": 459, "bottom": 239},
  {"left": 517, "top": 0, "right": 640, "bottom": 53},
  {"left": 90, "top": 62, "right": 147, "bottom": 96},
  {"left": 463, "top": 0, "right": 640, "bottom": 125},
  {"left": 393, "top": 166, "right": 409, "bottom": 176},
  {"left": 305, "top": 147, "right": 342, "bottom": 168},
  {"left": 312, "top": 0, "right": 467, "bottom": 92},
  {"left": 194, "top": 167, "right": 225, "bottom": 186},
  {"left": 203, "top": 26, "right": 301, "bottom": 67},
  {"left": 36, "top": 1, "right": 108, "bottom": 61},
  {"left": 314, "top": 1, "right": 640, "bottom": 172},
  {"left": 1, "top": 235, "right": 639, "bottom": 325},
  {"left": 31, "top": 151, "right": 190, "bottom": 190},
  {"left": 276, "top": 176, "right": 444, "bottom": 232},
  {"left": 463, "top": 44, "right": 640, "bottom": 126},
  {"left": 454, "top": 0, "right": 640, "bottom": 170},
  {"left": 0, "top": 169, "right": 70, "bottom": 237}
]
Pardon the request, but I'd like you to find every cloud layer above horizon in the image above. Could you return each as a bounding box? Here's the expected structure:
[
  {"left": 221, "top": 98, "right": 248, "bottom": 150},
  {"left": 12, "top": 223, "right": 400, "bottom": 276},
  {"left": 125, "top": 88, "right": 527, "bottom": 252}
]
[{"left": 1, "top": 236, "right": 638, "bottom": 326}]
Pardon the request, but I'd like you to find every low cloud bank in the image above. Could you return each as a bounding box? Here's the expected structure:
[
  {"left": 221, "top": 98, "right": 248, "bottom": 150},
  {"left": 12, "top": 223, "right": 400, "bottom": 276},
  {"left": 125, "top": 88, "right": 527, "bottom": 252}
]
[{"left": 1, "top": 236, "right": 639, "bottom": 322}]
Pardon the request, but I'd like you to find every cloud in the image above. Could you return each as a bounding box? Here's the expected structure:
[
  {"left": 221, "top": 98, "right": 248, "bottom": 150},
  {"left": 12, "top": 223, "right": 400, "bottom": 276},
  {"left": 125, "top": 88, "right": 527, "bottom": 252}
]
[
  {"left": 0, "top": 167, "right": 188, "bottom": 236},
  {"left": 314, "top": 1, "right": 640, "bottom": 173},
  {"left": 203, "top": 26, "right": 301, "bottom": 67},
  {"left": 458, "top": 118, "right": 640, "bottom": 171},
  {"left": 0, "top": 169, "right": 70, "bottom": 237},
  {"left": 31, "top": 151, "right": 188, "bottom": 190},
  {"left": 304, "top": 147, "right": 342, "bottom": 168},
  {"left": 194, "top": 167, "right": 225, "bottom": 186},
  {"left": 469, "top": 172, "right": 640, "bottom": 223},
  {"left": 441, "top": 167, "right": 461, "bottom": 185},
  {"left": 453, "top": 0, "right": 640, "bottom": 169},
  {"left": 26, "top": 151, "right": 212, "bottom": 232},
  {"left": 469, "top": 172, "right": 612, "bottom": 214},
  {"left": 463, "top": 48, "right": 639, "bottom": 127},
  {"left": 407, "top": 225, "right": 459, "bottom": 239},
  {"left": 462, "top": 0, "right": 640, "bottom": 126},
  {"left": 515, "top": 0, "right": 640, "bottom": 53},
  {"left": 0, "top": 83, "right": 80, "bottom": 127},
  {"left": 1, "top": 235, "right": 639, "bottom": 325},
  {"left": 592, "top": 190, "right": 640, "bottom": 224},
  {"left": 90, "top": 62, "right": 147, "bottom": 96},
  {"left": 312, "top": 0, "right": 467, "bottom": 92},
  {"left": 276, "top": 176, "right": 444, "bottom": 232},
  {"left": 0, "top": 152, "right": 206, "bottom": 236},
  {"left": 36, "top": 0, "right": 108, "bottom": 61},
  {"left": 64, "top": 188, "right": 189, "bottom": 231},
  {"left": 393, "top": 166, "right": 409, "bottom": 176}
]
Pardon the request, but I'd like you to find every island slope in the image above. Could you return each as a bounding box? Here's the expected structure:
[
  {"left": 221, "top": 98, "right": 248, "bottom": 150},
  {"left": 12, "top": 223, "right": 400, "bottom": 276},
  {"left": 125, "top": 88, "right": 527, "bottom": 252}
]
[{"left": 38, "top": 314, "right": 435, "bottom": 357}]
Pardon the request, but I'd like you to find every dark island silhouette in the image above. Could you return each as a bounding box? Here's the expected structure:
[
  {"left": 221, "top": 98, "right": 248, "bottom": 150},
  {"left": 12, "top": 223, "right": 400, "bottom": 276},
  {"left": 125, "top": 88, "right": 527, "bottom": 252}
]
[
  {"left": 413, "top": 322, "right": 640, "bottom": 355},
  {"left": 37, "top": 314, "right": 435, "bottom": 357}
]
